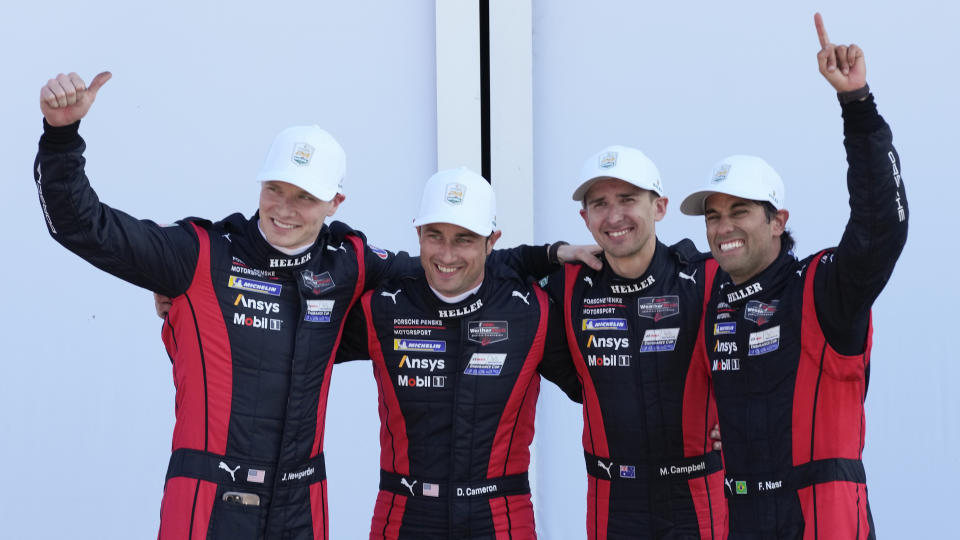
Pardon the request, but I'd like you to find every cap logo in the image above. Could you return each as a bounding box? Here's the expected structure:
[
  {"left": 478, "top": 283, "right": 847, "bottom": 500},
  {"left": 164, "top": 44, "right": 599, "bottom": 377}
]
[
  {"left": 769, "top": 190, "right": 780, "bottom": 205},
  {"left": 292, "top": 143, "right": 314, "bottom": 166},
  {"left": 599, "top": 152, "right": 618, "bottom": 169},
  {"left": 711, "top": 164, "right": 731, "bottom": 183},
  {"left": 445, "top": 183, "right": 466, "bottom": 205}
]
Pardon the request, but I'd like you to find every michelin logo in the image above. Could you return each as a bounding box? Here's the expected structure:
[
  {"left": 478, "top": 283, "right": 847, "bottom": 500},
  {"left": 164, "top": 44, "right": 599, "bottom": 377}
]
[
  {"left": 582, "top": 318, "right": 628, "bottom": 331},
  {"left": 394, "top": 339, "right": 447, "bottom": 352},
  {"left": 228, "top": 275, "right": 282, "bottom": 296}
]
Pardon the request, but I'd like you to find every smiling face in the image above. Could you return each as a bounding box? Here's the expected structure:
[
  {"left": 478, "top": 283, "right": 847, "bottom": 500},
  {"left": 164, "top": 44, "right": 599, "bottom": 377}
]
[
  {"left": 579, "top": 178, "right": 667, "bottom": 278},
  {"left": 258, "top": 181, "right": 343, "bottom": 249},
  {"left": 417, "top": 223, "right": 501, "bottom": 297},
  {"left": 704, "top": 193, "right": 789, "bottom": 284}
]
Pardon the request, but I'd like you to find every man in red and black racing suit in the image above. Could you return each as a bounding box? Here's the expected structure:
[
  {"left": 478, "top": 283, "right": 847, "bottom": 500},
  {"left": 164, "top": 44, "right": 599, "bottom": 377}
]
[
  {"left": 679, "top": 16, "right": 908, "bottom": 538},
  {"left": 337, "top": 167, "right": 583, "bottom": 539},
  {"left": 34, "top": 72, "right": 563, "bottom": 540},
  {"left": 545, "top": 146, "right": 727, "bottom": 539}
]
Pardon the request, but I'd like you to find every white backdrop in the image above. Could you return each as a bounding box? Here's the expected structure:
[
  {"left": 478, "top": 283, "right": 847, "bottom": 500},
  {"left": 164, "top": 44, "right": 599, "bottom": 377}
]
[
  {"left": 0, "top": 1, "right": 955, "bottom": 539},
  {"left": 0, "top": 2, "right": 436, "bottom": 538},
  {"left": 531, "top": 2, "right": 957, "bottom": 539}
]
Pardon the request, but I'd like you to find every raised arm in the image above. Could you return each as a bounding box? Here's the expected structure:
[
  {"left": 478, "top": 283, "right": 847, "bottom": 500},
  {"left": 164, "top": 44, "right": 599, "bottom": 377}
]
[
  {"left": 36, "top": 71, "right": 199, "bottom": 297},
  {"left": 811, "top": 14, "right": 909, "bottom": 354}
]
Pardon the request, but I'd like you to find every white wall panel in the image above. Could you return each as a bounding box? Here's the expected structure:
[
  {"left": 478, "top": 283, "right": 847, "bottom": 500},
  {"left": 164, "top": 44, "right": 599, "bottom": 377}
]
[{"left": 531, "top": 1, "right": 957, "bottom": 538}]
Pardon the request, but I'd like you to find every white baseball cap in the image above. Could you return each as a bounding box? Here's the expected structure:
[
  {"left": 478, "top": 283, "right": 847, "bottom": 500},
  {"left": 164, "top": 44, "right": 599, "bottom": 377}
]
[
  {"left": 680, "top": 155, "right": 785, "bottom": 215},
  {"left": 572, "top": 145, "right": 664, "bottom": 201},
  {"left": 413, "top": 167, "right": 497, "bottom": 236},
  {"left": 256, "top": 125, "right": 346, "bottom": 201}
]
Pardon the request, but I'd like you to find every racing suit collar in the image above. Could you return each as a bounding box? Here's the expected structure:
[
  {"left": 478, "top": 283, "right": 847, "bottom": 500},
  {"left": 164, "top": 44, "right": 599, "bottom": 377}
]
[
  {"left": 246, "top": 211, "right": 329, "bottom": 271},
  {"left": 414, "top": 272, "right": 491, "bottom": 320},
  {"left": 719, "top": 243, "right": 798, "bottom": 308},
  {"left": 601, "top": 239, "right": 669, "bottom": 296}
]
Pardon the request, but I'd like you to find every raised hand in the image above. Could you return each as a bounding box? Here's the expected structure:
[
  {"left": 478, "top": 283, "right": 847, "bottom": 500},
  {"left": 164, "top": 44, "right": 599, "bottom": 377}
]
[
  {"left": 815, "top": 13, "right": 866, "bottom": 93},
  {"left": 39, "top": 71, "right": 112, "bottom": 127}
]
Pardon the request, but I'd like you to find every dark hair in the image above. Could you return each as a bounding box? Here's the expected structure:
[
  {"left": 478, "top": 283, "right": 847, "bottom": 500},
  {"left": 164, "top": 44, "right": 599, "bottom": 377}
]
[{"left": 759, "top": 201, "right": 795, "bottom": 253}]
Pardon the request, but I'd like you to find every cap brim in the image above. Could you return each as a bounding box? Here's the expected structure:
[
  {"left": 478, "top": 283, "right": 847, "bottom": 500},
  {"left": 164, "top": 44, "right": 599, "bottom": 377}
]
[
  {"left": 679, "top": 190, "right": 718, "bottom": 215},
  {"left": 412, "top": 214, "right": 492, "bottom": 236},
  {"left": 572, "top": 177, "right": 603, "bottom": 201},
  {"left": 256, "top": 175, "right": 340, "bottom": 202}
]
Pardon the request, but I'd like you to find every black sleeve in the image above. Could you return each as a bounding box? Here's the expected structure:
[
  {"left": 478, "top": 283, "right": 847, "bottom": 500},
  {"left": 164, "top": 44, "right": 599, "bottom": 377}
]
[
  {"left": 488, "top": 244, "right": 556, "bottom": 282},
  {"left": 537, "top": 291, "right": 583, "bottom": 403},
  {"left": 815, "top": 93, "right": 909, "bottom": 355},
  {"left": 541, "top": 266, "right": 571, "bottom": 305},
  {"left": 335, "top": 294, "right": 372, "bottom": 363},
  {"left": 35, "top": 120, "right": 199, "bottom": 297}
]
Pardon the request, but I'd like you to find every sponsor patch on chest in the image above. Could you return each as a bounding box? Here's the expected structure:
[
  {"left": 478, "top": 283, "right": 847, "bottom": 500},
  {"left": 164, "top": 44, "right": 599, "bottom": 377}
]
[
  {"left": 228, "top": 275, "right": 282, "bottom": 296},
  {"left": 637, "top": 296, "right": 680, "bottom": 321},
  {"left": 464, "top": 353, "right": 508, "bottom": 376},
  {"left": 301, "top": 270, "right": 335, "bottom": 295},
  {"left": 468, "top": 321, "right": 509, "bottom": 345},
  {"left": 714, "top": 322, "right": 736, "bottom": 335},
  {"left": 581, "top": 318, "right": 628, "bottom": 331},
  {"left": 748, "top": 326, "right": 780, "bottom": 356},
  {"left": 394, "top": 339, "right": 447, "bottom": 352},
  {"left": 304, "top": 299, "right": 335, "bottom": 322},
  {"left": 640, "top": 328, "right": 680, "bottom": 352},
  {"left": 744, "top": 300, "right": 779, "bottom": 325}
]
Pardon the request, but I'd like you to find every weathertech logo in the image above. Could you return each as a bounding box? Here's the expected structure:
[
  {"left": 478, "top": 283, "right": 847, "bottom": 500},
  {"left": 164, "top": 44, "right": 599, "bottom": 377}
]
[
  {"left": 468, "top": 321, "right": 509, "bottom": 345},
  {"left": 398, "top": 374, "right": 447, "bottom": 388}
]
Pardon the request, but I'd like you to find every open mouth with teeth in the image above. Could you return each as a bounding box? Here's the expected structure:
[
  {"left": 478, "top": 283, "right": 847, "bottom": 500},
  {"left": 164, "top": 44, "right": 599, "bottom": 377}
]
[
  {"left": 436, "top": 263, "right": 459, "bottom": 274},
  {"left": 605, "top": 227, "right": 633, "bottom": 239},
  {"left": 271, "top": 218, "right": 299, "bottom": 230},
  {"left": 719, "top": 239, "right": 745, "bottom": 252}
]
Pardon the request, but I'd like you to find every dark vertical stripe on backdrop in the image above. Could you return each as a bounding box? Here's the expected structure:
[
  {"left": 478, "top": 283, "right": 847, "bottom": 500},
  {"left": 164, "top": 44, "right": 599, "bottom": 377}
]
[{"left": 479, "top": 0, "right": 491, "bottom": 182}]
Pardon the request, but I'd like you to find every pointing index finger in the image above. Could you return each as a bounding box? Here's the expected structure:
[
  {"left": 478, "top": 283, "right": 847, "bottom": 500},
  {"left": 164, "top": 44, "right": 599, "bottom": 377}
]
[{"left": 814, "top": 12, "right": 830, "bottom": 49}]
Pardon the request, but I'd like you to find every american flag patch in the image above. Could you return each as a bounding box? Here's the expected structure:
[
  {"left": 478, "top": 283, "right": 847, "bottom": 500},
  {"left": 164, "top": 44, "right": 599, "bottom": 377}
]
[
  {"left": 422, "top": 483, "right": 439, "bottom": 497},
  {"left": 247, "top": 468, "right": 266, "bottom": 483},
  {"left": 619, "top": 465, "right": 636, "bottom": 479}
]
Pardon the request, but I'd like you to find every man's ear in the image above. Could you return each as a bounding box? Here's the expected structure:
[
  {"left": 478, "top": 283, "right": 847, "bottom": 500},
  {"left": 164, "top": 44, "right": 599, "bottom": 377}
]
[
  {"left": 325, "top": 193, "right": 346, "bottom": 217},
  {"left": 486, "top": 230, "right": 502, "bottom": 254},
  {"left": 772, "top": 209, "right": 789, "bottom": 235},
  {"left": 654, "top": 196, "right": 669, "bottom": 222}
]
